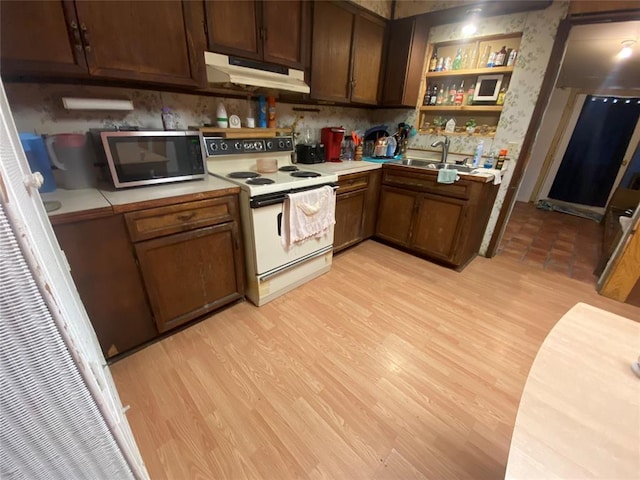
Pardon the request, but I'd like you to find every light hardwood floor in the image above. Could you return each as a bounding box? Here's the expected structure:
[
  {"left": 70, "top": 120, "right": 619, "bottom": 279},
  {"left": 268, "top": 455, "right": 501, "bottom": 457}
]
[{"left": 111, "top": 241, "right": 640, "bottom": 480}]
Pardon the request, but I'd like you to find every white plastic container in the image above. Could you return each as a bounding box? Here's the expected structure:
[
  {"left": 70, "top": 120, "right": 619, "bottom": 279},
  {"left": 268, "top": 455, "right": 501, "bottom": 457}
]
[
  {"left": 472, "top": 140, "right": 484, "bottom": 168},
  {"left": 216, "top": 103, "right": 228, "bottom": 128}
]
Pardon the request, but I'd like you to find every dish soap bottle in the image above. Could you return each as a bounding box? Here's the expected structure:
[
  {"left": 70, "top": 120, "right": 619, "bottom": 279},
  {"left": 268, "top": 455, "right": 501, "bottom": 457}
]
[{"left": 472, "top": 140, "right": 484, "bottom": 168}]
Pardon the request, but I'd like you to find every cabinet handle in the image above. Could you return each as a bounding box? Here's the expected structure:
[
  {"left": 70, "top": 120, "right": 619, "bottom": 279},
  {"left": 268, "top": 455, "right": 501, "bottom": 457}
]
[
  {"left": 70, "top": 21, "right": 83, "bottom": 52},
  {"left": 176, "top": 212, "right": 196, "bottom": 222},
  {"left": 79, "top": 23, "right": 91, "bottom": 53}
]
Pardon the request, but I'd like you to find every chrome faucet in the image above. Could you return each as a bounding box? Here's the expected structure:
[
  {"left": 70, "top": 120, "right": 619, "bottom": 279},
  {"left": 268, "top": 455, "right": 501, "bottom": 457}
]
[{"left": 431, "top": 136, "right": 450, "bottom": 164}]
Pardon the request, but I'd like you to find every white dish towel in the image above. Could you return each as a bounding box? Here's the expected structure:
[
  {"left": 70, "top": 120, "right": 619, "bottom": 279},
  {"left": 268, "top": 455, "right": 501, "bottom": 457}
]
[{"left": 281, "top": 185, "right": 336, "bottom": 249}]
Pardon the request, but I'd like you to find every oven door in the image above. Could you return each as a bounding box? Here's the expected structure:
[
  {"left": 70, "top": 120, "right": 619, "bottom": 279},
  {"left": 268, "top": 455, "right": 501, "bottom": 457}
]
[{"left": 249, "top": 184, "right": 336, "bottom": 276}]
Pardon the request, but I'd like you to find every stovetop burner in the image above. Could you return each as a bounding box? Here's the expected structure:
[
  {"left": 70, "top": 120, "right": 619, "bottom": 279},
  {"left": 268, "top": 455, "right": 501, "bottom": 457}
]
[
  {"left": 228, "top": 171, "right": 260, "bottom": 179},
  {"left": 246, "top": 177, "right": 275, "bottom": 185},
  {"left": 279, "top": 165, "right": 299, "bottom": 172},
  {"left": 291, "top": 171, "right": 321, "bottom": 178}
]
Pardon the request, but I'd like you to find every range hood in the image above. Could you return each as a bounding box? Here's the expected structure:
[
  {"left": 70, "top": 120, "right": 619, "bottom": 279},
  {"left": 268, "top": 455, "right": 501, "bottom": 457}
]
[{"left": 205, "top": 52, "right": 310, "bottom": 94}]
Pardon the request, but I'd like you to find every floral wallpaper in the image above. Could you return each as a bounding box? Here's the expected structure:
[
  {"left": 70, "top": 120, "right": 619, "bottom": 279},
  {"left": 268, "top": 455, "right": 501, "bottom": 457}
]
[
  {"left": 5, "top": 83, "right": 371, "bottom": 145},
  {"left": 394, "top": 0, "right": 476, "bottom": 19},
  {"left": 376, "top": 1, "right": 568, "bottom": 255},
  {"left": 350, "top": 0, "right": 392, "bottom": 19}
]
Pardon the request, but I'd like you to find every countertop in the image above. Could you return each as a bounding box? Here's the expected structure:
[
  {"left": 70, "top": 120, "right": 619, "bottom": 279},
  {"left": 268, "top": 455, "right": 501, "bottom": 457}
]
[
  {"left": 305, "top": 159, "right": 502, "bottom": 184},
  {"left": 505, "top": 302, "right": 640, "bottom": 479},
  {"left": 305, "top": 161, "right": 382, "bottom": 176},
  {"left": 41, "top": 174, "right": 239, "bottom": 223}
]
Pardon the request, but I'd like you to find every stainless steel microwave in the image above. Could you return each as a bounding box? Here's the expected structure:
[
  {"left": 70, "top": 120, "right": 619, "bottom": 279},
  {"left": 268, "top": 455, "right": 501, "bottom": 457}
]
[{"left": 100, "top": 131, "right": 206, "bottom": 188}]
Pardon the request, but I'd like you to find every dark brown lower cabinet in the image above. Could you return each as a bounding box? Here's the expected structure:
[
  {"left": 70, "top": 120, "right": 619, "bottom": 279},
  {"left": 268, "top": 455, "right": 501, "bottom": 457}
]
[
  {"left": 334, "top": 189, "right": 366, "bottom": 252},
  {"left": 124, "top": 195, "right": 245, "bottom": 334},
  {"left": 333, "top": 170, "right": 381, "bottom": 253},
  {"left": 375, "top": 166, "right": 499, "bottom": 268},
  {"left": 375, "top": 186, "right": 415, "bottom": 247},
  {"left": 53, "top": 214, "right": 156, "bottom": 359},
  {"left": 134, "top": 222, "right": 243, "bottom": 333}
]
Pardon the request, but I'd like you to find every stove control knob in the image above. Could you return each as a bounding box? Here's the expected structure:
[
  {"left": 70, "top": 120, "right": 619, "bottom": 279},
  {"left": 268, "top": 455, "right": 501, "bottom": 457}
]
[
  {"left": 220, "top": 143, "right": 229, "bottom": 151},
  {"left": 207, "top": 141, "right": 218, "bottom": 152},
  {"left": 266, "top": 141, "right": 274, "bottom": 150},
  {"left": 234, "top": 141, "right": 242, "bottom": 151},
  {"left": 254, "top": 141, "right": 263, "bottom": 151},
  {"left": 278, "top": 140, "right": 285, "bottom": 149},
  {"left": 285, "top": 139, "right": 292, "bottom": 149}
]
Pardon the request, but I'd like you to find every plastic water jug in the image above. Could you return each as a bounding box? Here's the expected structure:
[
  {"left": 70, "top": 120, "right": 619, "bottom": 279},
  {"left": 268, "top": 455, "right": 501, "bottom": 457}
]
[
  {"left": 45, "top": 133, "right": 96, "bottom": 189},
  {"left": 19, "top": 133, "right": 57, "bottom": 193}
]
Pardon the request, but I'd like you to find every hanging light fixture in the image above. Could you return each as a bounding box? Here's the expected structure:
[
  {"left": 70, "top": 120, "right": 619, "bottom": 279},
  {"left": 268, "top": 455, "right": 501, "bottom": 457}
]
[
  {"left": 618, "top": 40, "right": 636, "bottom": 60},
  {"left": 462, "top": 8, "right": 482, "bottom": 37}
]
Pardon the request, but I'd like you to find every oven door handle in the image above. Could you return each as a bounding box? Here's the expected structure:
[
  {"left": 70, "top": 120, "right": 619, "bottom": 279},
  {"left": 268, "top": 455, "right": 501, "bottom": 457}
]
[
  {"left": 277, "top": 212, "right": 282, "bottom": 236},
  {"left": 250, "top": 183, "right": 338, "bottom": 209}
]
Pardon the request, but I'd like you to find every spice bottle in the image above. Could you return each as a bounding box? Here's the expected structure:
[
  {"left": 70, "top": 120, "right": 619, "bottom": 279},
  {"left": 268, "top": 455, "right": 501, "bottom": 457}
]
[
  {"left": 267, "top": 96, "right": 276, "bottom": 128},
  {"left": 429, "top": 51, "right": 438, "bottom": 72},
  {"left": 495, "top": 149, "right": 508, "bottom": 170}
]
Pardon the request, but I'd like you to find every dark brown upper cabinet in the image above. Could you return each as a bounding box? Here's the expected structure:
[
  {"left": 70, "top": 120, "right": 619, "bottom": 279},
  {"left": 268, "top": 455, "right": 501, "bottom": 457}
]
[
  {"left": 310, "top": 2, "right": 385, "bottom": 104},
  {"left": 0, "top": 1, "right": 88, "bottom": 76},
  {"left": 204, "top": 0, "right": 309, "bottom": 70},
  {"left": 381, "top": 15, "right": 430, "bottom": 107},
  {"left": 0, "top": 1, "right": 206, "bottom": 88}
]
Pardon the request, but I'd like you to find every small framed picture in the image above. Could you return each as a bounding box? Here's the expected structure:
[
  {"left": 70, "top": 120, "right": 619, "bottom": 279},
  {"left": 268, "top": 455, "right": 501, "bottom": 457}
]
[{"left": 473, "top": 74, "right": 503, "bottom": 102}]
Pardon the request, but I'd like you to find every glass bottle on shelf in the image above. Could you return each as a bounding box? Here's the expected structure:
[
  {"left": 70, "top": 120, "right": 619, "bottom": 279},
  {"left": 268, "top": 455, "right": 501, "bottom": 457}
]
[
  {"left": 487, "top": 51, "right": 497, "bottom": 68},
  {"left": 494, "top": 46, "right": 507, "bottom": 66},
  {"left": 423, "top": 85, "right": 431, "bottom": 106},
  {"left": 429, "top": 51, "right": 438, "bottom": 72},
  {"left": 436, "top": 57, "right": 444, "bottom": 72},
  {"left": 430, "top": 85, "right": 438, "bottom": 105},
  {"left": 454, "top": 81, "right": 465, "bottom": 105},
  {"left": 444, "top": 56, "right": 453, "bottom": 71},
  {"left": 496, "top": 82, "right": 508, "bottom": 105},
  {"left": 468, "top": 45, "right": 478, "bottom": 71},
  {"left": 507, "top": 49, "right": 518, "bottom": 66},
  {"left": 452, "top": 48, "right": 463, "bottom": 70},
  {"left": 448, "top": 83, "right": 457, "bottom": 105},
  {"left": 467, "top": 84, "right": 475, "bottom": 105},
  {"left": 461, "top": 48, "right": 470, "bottom": 70},
  {"left": 478, "top": 45, "right": 491, "bottom": 68},
  {"left": 436, "top": 84, "right": 445, "bottom": 105}
]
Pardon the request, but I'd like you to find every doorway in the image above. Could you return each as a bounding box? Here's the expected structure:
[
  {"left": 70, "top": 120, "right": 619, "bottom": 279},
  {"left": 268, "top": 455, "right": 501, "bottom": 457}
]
[{"left": 537, "top": 95, "right": 640, "bottom": 215}]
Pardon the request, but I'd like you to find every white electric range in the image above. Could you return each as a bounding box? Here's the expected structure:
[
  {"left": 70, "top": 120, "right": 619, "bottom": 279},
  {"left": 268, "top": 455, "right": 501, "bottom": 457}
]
[{"left": 204, "top": 135, "right": 338, "bottom": 306}]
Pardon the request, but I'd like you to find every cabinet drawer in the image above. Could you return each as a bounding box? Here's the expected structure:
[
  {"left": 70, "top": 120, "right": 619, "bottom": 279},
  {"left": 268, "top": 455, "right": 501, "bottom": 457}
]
[
  {"left": 125, "top": 196, "right": 237, "bottom": 242},
  {"left": 337, "top": 172, "right": 369, "bottom": 194},
  {"left": 382, "top": 170, "right": 471, "bottom": 200}
]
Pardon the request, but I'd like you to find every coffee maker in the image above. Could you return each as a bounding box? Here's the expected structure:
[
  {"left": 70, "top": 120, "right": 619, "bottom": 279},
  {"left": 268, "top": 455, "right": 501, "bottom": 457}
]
[{"left": 321, "top": 127, "right": 345, "bottom": 162}]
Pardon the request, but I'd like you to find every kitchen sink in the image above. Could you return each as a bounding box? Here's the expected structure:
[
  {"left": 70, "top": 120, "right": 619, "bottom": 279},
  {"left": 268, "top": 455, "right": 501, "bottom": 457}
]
[
  {"left": 393, "top": 159, "right": 475, "bottom": 173},
  {"left": 429, "top": 163, "right": 474, "bottom": 173},
  {"left": 393, "top": 158, "right": 437, "bottom": 168}
]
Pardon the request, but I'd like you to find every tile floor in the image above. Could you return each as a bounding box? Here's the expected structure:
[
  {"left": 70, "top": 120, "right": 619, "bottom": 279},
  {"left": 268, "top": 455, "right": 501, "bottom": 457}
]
[{"left": 498, "top": 201, "right": 603, "bottom": 284}]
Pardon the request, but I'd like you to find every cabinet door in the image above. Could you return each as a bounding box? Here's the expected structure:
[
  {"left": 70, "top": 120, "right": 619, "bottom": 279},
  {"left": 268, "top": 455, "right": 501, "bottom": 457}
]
[
  {"left": 135, "top": 222, "right": 244, "bottom": 333},
  {"left": 262, "top": 0, "right": 308, "bottom": 69},
  {"left": 310, "top": 2, "right": 354, "bottom": 102},
  {"left": 334, "top": 189, "right": 366, "bottom": 253},
  {"left": 205, "top": 0, "right": 261, "bottom": 60},
  {"left": 74, "top": 1, "right": 202, "bottom": 86},
  {"left": 381, "top": 15, "right": 429, "bottom": 107},
  {"left": 411, "top": 194, "right": 466, "bottom": 262},
  {"left": 54, "top": 215, "right": 156, "bottom": 359},
  {"left": 375, "top": 186, "right": 417, "bottom": 247},
  {"left": 351, "top": 15, "right": 385, "bottom": 105},
  {"left": 0, "top": 0, "right": 88, "bottom": 76},
  {"left": 363, "top": 169, "right": 381, "bottom": 238}
]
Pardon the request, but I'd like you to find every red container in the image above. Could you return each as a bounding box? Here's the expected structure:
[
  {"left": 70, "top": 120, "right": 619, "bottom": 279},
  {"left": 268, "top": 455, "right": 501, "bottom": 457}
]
[{"left": 321, "top": 127, "right": 345, "bottom": 162}]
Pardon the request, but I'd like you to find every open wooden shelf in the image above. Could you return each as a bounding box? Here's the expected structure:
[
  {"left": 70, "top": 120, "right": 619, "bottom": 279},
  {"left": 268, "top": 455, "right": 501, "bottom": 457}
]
[
  {"left": 420, "top": 105, "right": 503, "bottom": 112},
  {"left": 418, "top": 129, "right": 496, "bottom": 138},
  {"left": 425, "top": 66, "right": 514, "bottom": 78}
]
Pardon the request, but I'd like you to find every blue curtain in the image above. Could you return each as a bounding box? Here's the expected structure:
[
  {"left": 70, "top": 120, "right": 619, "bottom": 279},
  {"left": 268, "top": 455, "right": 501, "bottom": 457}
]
[{"left": 549, "top": 96, "right": 640, "bottom": 207}]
